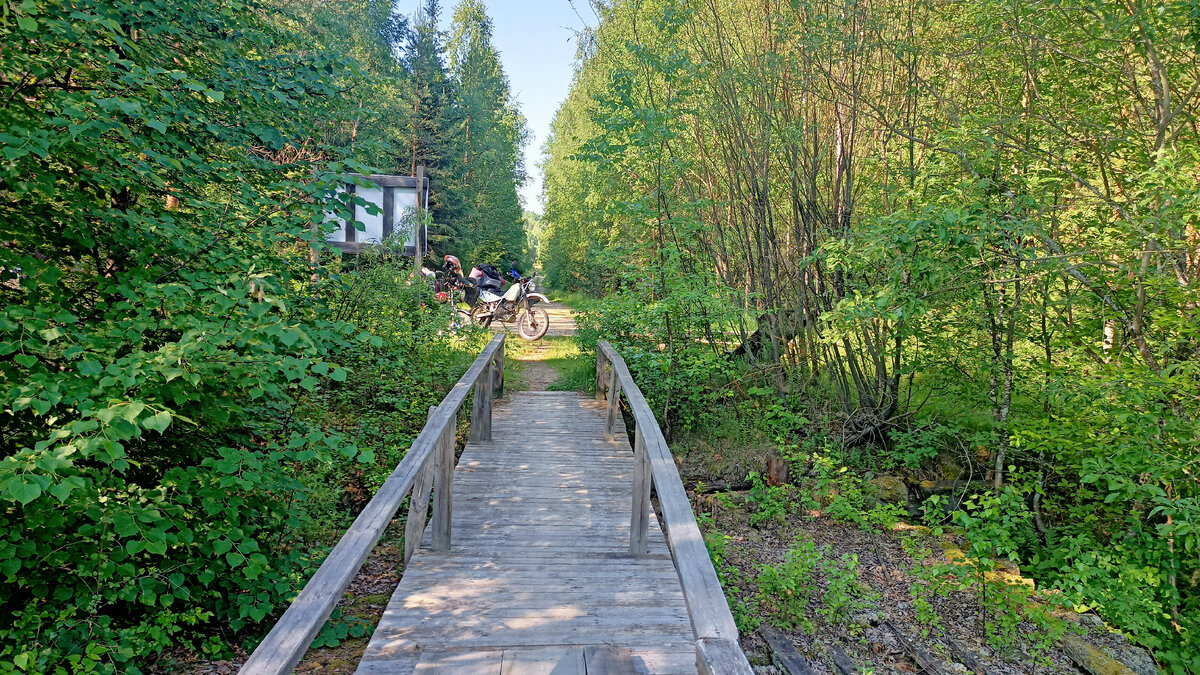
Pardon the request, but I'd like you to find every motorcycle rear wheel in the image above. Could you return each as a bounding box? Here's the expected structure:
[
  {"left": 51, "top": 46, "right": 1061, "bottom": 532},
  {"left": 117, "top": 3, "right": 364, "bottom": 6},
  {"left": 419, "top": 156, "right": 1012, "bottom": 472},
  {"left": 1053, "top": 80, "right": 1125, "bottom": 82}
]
[
  {"left": 517, "top": 307, "right": 550, "bottom": 341},
  {"left": 470, "top": 304, "right": 493, "bottom": 328}
]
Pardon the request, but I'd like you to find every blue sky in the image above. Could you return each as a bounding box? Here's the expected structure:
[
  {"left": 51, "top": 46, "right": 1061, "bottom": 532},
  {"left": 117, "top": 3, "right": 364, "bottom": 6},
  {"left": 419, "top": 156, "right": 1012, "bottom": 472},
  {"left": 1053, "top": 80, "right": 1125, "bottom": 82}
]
[{"left": 400, "top": 0, "right": 596, "bottom": 213}]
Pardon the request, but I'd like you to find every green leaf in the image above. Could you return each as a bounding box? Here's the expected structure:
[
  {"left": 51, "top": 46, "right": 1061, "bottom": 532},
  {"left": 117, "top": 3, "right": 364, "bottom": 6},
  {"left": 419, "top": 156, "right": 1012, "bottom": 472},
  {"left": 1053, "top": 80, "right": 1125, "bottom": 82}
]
[
  {"left": 5, "top": 476, "right": 42, "bottom": 504},
  {"left": 226, "top": 552, "right": 245, "bottom": 567},
  {"left": 122, "top": 401, "right": 146, "bottom": 422},
  {"left": 16, "top": 16, "right": 37, "bottom": 31},
  {"left": 49, "top": 477, "right": 84, "bottom": 503},
  {"left": 79, "top": 360, "right": 102, "bottom": 376},
  {"left": 143, "top": 410, "right": 171, "bottom": 433},
  {"left": 330, "top": 368, "right": 348, "bottom": 382}
]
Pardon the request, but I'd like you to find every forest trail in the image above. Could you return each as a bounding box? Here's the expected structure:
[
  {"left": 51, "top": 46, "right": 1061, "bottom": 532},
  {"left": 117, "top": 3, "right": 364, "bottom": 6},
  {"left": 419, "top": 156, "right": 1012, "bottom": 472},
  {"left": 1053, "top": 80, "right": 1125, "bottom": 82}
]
[
  {"left": 500, "top": 302, "right": 579, "bottom": 391},
  {"left": 353, "top": 391, "right": 698, "bottom": 674}
]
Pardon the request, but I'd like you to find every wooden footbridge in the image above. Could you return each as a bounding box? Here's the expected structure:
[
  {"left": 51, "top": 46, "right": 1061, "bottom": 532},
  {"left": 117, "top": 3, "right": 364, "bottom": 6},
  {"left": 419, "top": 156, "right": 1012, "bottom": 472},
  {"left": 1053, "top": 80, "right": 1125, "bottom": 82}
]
[{"left": 239, "top": 335, "right": 752, "bottom": 674}]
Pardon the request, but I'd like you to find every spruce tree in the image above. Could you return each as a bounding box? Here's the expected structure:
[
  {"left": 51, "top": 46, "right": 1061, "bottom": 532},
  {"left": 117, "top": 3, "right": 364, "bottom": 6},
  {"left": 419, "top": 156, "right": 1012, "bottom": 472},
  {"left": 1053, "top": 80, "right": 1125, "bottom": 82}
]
[
  {"left": 399, "top": 0, "right": 466, "bottom": 243},
  {"left": 446, "top": 0, "right": 530, "bottom": 268}
]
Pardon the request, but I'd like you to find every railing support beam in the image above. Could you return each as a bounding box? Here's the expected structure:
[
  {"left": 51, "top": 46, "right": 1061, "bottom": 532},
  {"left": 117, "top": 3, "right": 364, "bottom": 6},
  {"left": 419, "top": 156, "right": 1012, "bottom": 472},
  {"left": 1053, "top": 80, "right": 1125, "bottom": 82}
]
[
  {"left": 595, "top": 350, "right": 610, "bottom": 402},
  {"left": 469, "top": 362, "right": 493, "bottom": 442},
  {"left": 603, "top": 366, "right": 620, "bottom": 441},
  {"left": 404, "top": 406, "right": 438, "bottom": 564},
  {"left": 630, "top": 428, "right": 651, "bottom": 557},
  {"left": 431, "top": 411, "right": 455, "bottom": 551}
]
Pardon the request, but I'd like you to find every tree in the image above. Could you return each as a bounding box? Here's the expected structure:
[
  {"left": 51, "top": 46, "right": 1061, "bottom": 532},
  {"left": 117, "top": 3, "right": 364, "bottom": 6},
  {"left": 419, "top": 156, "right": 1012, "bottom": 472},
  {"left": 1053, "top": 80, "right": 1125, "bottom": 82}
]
[{"left": 444, "top": 0, "right": 530, "bottom": 267}]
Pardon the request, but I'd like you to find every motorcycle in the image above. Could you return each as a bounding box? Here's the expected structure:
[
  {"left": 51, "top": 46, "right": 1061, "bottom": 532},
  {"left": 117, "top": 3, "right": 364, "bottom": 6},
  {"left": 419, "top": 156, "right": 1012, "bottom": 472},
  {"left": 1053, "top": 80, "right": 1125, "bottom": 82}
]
[{"left": 470, "top": 274, "right": 550, "bottom": 341}]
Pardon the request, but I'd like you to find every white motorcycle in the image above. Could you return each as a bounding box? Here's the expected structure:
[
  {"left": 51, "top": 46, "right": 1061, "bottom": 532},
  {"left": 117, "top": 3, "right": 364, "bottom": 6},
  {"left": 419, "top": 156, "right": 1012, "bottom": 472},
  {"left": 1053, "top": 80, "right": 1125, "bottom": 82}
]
[{"left": 470, "top": 275, "right": 551, "bottom": 340}]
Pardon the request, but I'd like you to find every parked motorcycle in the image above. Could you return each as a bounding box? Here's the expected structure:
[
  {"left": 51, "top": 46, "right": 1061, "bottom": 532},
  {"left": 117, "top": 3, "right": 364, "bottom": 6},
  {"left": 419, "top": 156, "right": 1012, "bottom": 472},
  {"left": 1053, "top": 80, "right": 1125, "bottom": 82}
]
[{"left": 470, "top": 274, "right": 550, "bottom": 340}]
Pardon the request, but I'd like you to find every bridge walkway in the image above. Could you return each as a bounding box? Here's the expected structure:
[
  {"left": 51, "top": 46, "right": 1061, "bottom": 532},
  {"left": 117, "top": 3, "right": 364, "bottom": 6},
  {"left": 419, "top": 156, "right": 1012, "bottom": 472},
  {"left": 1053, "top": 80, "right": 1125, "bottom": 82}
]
[
  {"left": 356, "top": 391, "right": 695, "bottom": 674},
  {"left": 239, "top": 336, "right": 751, "bottom": 675}
]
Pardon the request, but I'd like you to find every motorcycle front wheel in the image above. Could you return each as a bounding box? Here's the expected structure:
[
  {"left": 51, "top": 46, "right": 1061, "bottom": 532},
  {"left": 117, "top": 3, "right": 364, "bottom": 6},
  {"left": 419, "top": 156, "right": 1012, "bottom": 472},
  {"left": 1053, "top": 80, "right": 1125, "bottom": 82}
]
[{"left": 517, "top": 307, "right": 550, "bottom": 341}]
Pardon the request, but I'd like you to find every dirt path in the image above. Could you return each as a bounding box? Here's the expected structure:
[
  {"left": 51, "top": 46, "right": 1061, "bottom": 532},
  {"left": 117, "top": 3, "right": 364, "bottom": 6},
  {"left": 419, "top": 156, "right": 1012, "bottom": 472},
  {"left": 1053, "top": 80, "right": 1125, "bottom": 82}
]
[
  {"left": 504, "top": 302, "right": 580, "bottom": 392},
  {"left": 513, "top": 344, "right": 564, "bottom": 391}
]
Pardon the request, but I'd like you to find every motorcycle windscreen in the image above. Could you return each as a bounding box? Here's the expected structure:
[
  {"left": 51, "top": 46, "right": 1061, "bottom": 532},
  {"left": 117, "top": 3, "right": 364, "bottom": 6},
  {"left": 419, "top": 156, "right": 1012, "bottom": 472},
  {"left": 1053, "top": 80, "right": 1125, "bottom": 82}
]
[{"left": 503, "top": 284, "right": 521, "bottom": 302}]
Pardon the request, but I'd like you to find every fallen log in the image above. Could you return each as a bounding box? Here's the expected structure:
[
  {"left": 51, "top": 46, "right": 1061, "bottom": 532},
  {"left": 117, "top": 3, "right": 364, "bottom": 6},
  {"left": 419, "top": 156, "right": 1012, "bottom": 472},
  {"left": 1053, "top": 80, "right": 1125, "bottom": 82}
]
[
  {"left": 691, "top": 479, "right": 753, "bottom": 494},
  {"left": 883, "top": 621, "right": 947, "bottom": 675},
  {"left": 828, "top": 644, "right": 858, "bottom": 675},
  {"left": 943, "top": 638, "right": 993, "bottom": 675},
  {"left": 759, "top": 626, "right": 817, "bottom": 675}
]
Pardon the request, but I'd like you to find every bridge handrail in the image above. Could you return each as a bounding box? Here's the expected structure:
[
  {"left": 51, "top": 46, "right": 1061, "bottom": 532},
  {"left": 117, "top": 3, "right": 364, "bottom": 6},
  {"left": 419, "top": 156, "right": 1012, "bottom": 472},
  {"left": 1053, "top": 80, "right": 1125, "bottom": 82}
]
[
  {"left": 240, "top": 333, "right": 506, "bottom": 675},
  {"left": 596, "top": 341, "right": 753, "bottom": 675}
]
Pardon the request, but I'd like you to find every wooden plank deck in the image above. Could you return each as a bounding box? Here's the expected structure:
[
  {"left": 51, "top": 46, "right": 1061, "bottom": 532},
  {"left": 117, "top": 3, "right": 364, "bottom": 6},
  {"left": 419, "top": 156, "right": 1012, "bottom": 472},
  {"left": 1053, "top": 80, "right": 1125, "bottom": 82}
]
[{"left": 356, "top": 392, "right": 698, "bottom": 675}]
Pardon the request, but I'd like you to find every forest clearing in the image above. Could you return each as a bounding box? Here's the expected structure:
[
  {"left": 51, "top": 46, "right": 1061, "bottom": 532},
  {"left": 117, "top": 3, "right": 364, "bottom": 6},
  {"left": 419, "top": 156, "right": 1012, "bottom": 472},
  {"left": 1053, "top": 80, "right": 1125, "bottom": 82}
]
[{"left": 2, "top": 0, "right": 1198, "bottom": 674}]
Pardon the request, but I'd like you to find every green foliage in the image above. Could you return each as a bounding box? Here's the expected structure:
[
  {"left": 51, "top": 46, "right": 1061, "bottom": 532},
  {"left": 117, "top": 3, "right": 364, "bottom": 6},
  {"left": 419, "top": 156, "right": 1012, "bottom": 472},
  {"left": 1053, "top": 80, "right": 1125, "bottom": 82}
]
[
  {"left": 745, "top": 471, "right": 787, "bottom": 527},
  {"left": 544, "top": 2, "right": 1200, "bottom": 666},
  {"left": 910, "top": 589, "right": 943, "bottom": 639},
  {"left": 820, "top": 553, "right": 876, "bottom": 627},
  {"left": 701, "top": 526, "right": 761, "bottom": 633},
  {"left": 756, "top": 539, "right": 821, "bottom": 632},
  {"left": 310, "top": 608, "right": 371, "bottom": 649},
  {"left": 756, "top": 537, "right": 875, "bottom": 632},
  {"left": 914, "top": 490, "right": 1071, "bottom": 659},
  {"left": 0, "top": 0, "right": 498, "bottom": 670}
]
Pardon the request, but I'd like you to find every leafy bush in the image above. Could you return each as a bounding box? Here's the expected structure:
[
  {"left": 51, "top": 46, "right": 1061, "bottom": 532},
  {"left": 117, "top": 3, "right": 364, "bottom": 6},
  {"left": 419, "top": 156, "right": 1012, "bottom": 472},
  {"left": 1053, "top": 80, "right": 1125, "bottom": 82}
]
[
  {"left": 756, "top": 539, "right": 821, "bottom": 632},
  {"left": 820, "top": 553, "right": 876, "bottom": 626},
  {"left": 0, "top": 1, "right": 477, "bottom": 671},
  {"left": 745, "top": 471, "right": 788, "bottom": 527}
]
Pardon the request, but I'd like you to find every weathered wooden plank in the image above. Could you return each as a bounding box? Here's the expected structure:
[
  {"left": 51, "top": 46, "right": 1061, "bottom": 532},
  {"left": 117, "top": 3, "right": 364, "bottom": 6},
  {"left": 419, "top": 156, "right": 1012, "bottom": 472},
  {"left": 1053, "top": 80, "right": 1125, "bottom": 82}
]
[
  {"left": 431, "top": 410, "right": 455, "bottom": 551},
  {"left": 943, "top": 638, "right": 993, "bottom": 675},
  {"left": 492, "top": 339, "right": 505, "bottom": 397},
  {"left": 414, "top": 650, "right": 502, "bottom": 674},
  {"left": 695, "top": 639, "right": 755, "bottom": 675},
  {"left": 238, "top": 334, "right": 504, "bottom": 675},
  {"left": 584, "top": 645, "right": 636, "bottom": 675},
  {"left": 405, "top": 407, "right": 438, "bottom": 565},
  {"left": 361, "top": 645, "right": 698, "bottom": 674},
  {"left": 369, "top": 622, "right": 696, "bottom": 645},
  {"left": 595, "top": 350, "right": 609, "bottom": 402},
  {"left": 500, "top": 647, "right": 585, "bottom": 675},
  {"left": 604, "top": 366, "right": 620, "bottom": 440},
  {"left": 828, "top": 645, "right": 857, "bottom": 675},
  {"left": 630, "top": 428, "right": 651, "bottom": 557},
  {"left": 469, "top": 361, "right": 493, "bottom": 442}
]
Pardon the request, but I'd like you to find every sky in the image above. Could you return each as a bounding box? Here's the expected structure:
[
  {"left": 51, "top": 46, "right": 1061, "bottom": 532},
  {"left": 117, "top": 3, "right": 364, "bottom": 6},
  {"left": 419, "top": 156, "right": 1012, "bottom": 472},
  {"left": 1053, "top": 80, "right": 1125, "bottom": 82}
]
[{"left": 403, "top": 0, "right": 596, "bottom": 213}]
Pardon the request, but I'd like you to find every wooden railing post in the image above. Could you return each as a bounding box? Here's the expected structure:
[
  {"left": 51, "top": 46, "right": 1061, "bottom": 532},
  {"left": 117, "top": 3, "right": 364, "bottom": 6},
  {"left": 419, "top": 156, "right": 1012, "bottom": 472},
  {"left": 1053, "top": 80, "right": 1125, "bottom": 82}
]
[
  {"left": 469, "top": 361, "right": 492, "bottom": 442},
  {"left": 604, "top": 366, "right": 620, "bottom": 441},
  {"left": 492, "top": 339, "right": 505, "bottom": 397},
  {"left": 404, "top": 406, "right": 438, "bottom": 564},
  {"left": 595, "top": 349, "right": 609, "bottom": 402},
  {"left": 431, "top": 411, "right": 455, "bottom": 551},
  {"left": 630, "top": 427, "right": 651, "bottom": 557}
]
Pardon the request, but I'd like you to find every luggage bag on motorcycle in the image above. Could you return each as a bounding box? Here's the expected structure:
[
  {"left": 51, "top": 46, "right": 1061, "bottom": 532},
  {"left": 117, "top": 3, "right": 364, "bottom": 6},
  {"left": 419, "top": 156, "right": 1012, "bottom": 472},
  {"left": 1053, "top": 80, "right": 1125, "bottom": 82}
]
[{"left": 473, "top": 263, "right": 503, "bottom": 292}]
